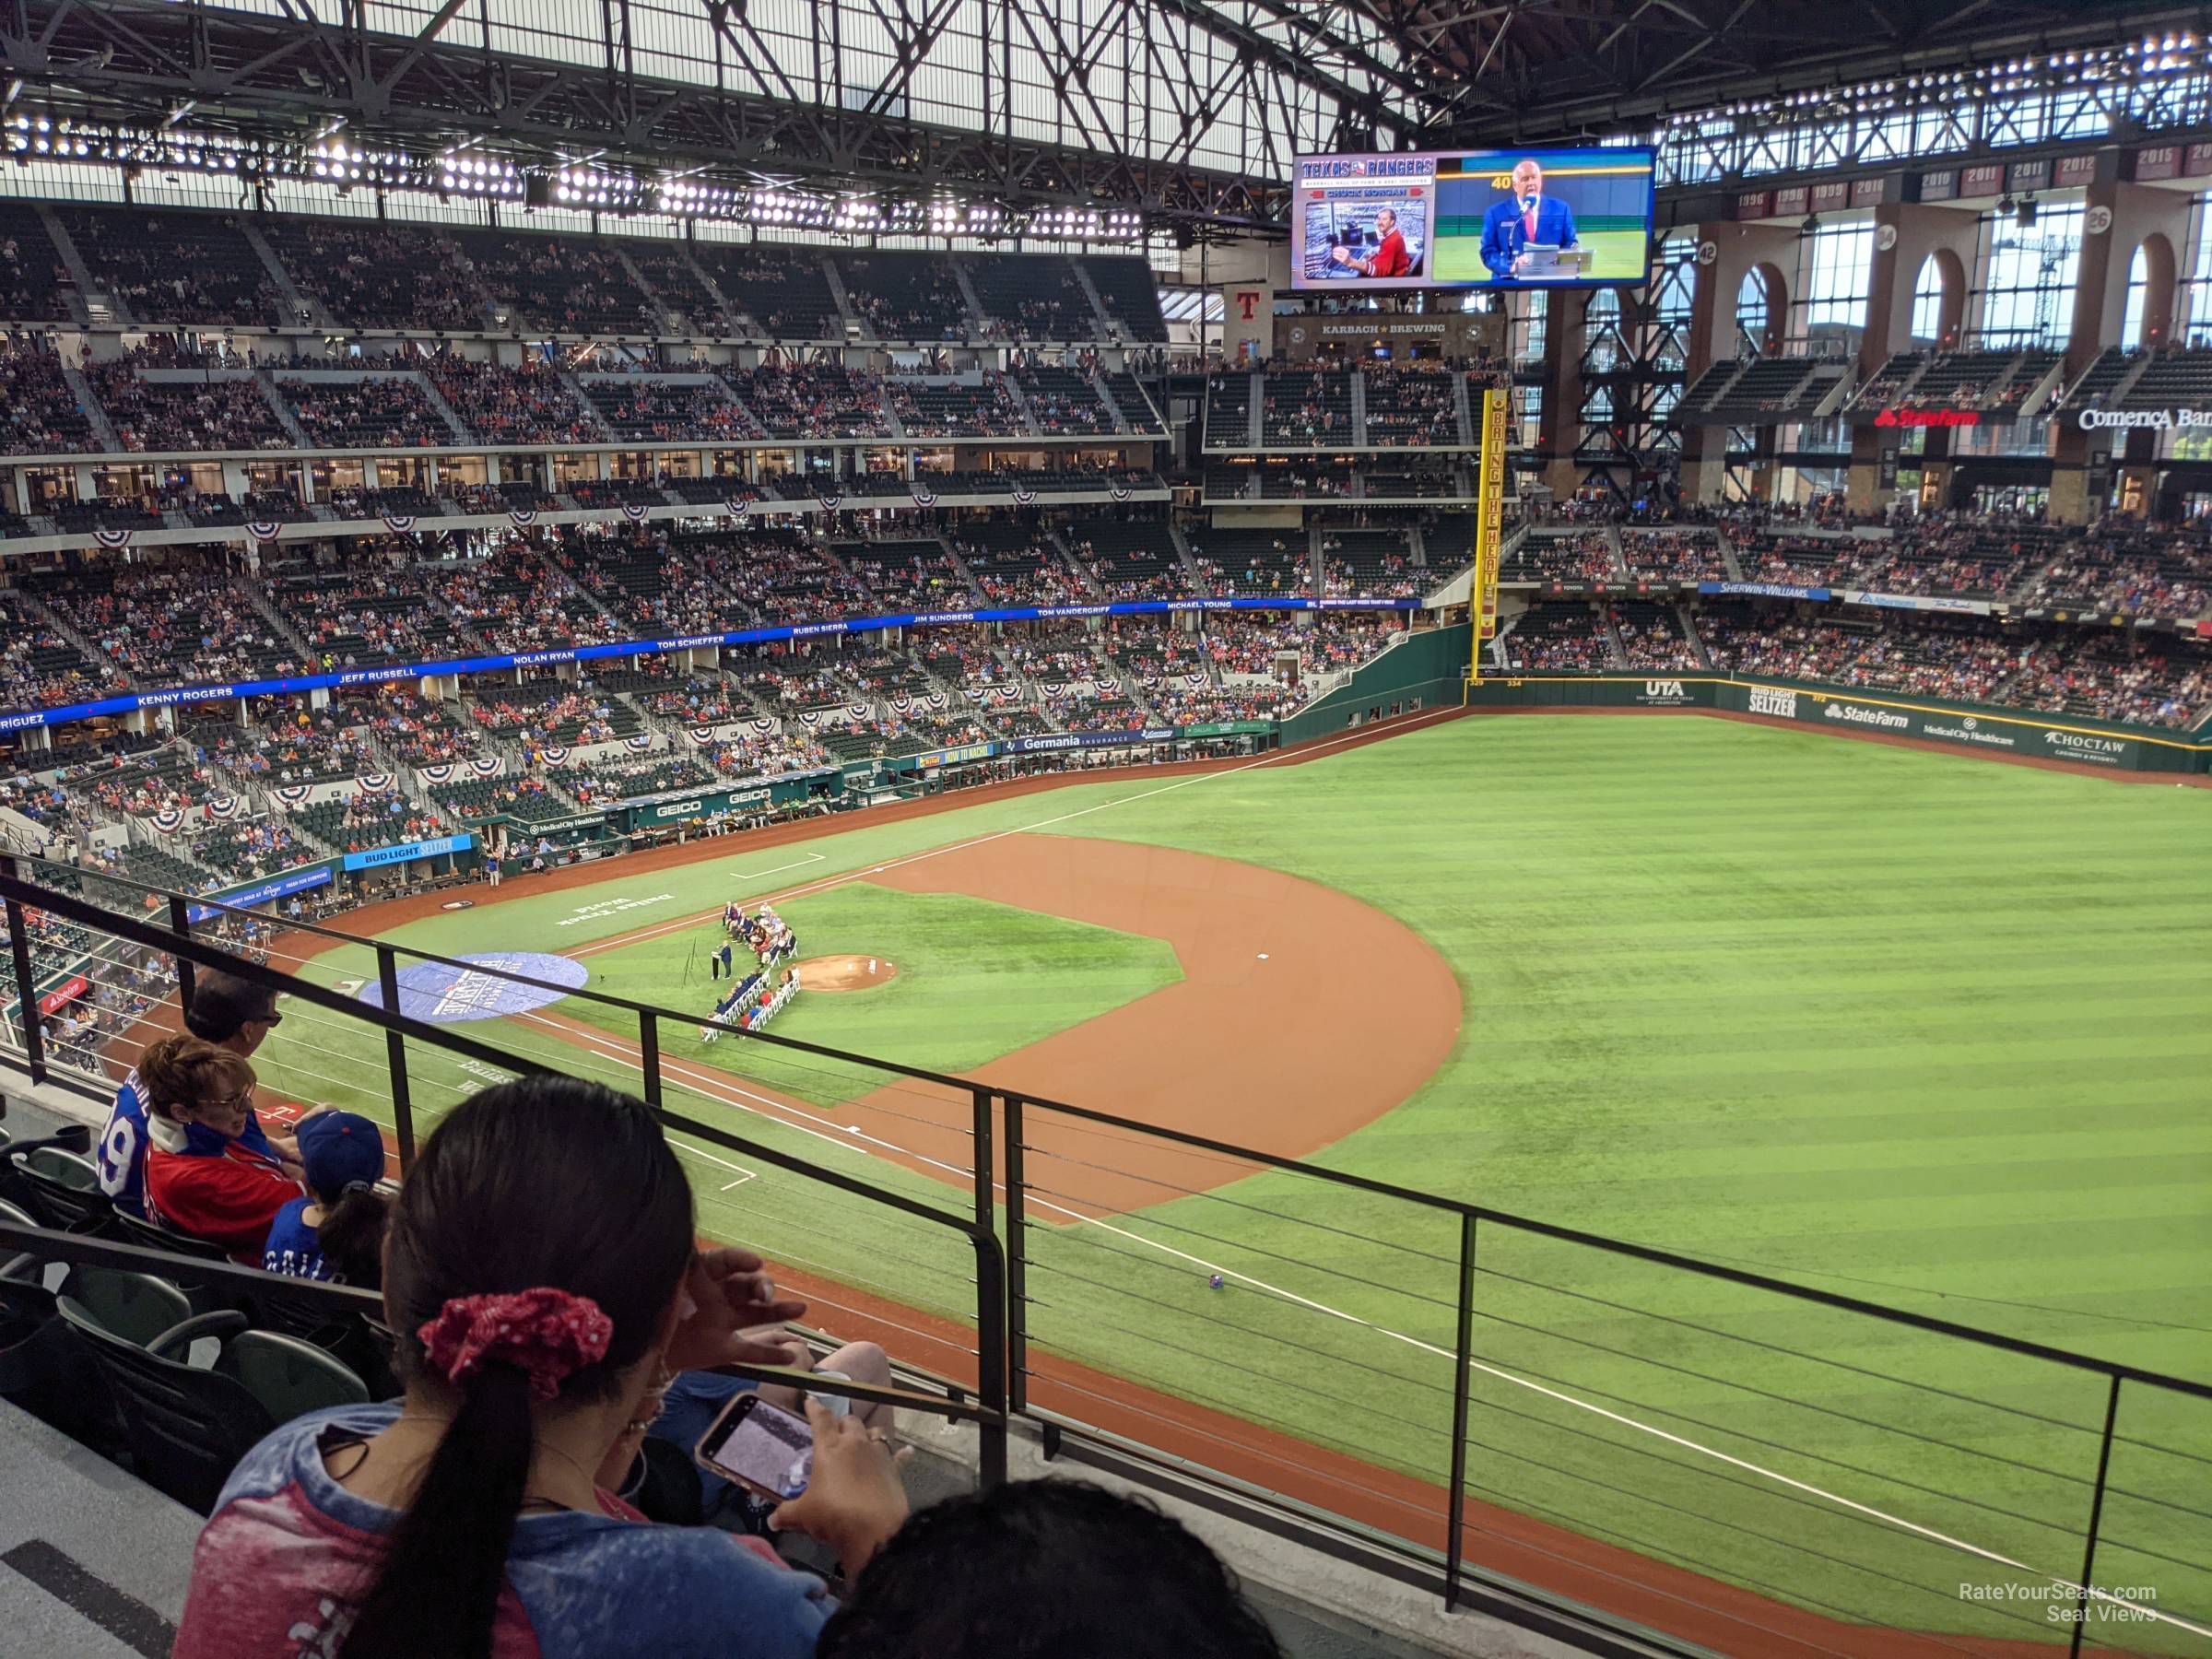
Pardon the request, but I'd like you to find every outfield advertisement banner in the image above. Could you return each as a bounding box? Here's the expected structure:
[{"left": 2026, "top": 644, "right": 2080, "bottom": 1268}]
[
  {"left": 1466, "top": 674, "right": 2206, "bottom": 773},
  {"left": 624, "top": 783, "right": 779, "bottom": 827},
  {"left": 342, "top": 832, "right": 477, "bottom": 872},
  {"left": 185, "top": 863, "right": 335, "bottom": 923}
]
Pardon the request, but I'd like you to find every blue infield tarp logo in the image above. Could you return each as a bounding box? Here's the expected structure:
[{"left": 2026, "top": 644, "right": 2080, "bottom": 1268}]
[{"left": 356, "top": 952, "right": 589, "bottom": 1023}]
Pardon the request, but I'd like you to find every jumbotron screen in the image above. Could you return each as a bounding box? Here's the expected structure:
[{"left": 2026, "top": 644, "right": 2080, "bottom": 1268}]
[{"left": 1289, "top": 147, "right": 1657, "bottom": 292}]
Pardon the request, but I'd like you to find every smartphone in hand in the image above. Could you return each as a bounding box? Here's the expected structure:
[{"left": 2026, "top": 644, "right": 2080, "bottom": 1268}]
[{"left": 696, "top": 1394, "right": 815, "bottom": 1501}]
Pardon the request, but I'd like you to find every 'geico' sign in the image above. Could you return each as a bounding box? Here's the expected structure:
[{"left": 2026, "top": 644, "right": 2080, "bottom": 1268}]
[{"left": 2075, "top": 407, "right": 2212, "bottom": 430}]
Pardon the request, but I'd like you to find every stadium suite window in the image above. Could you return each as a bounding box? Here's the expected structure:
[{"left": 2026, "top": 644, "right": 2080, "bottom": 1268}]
[
  {"left": 1911, "top": 259, "right": 1947, "bottom": 347},
  {"left": 1971, "top": 201, "right": 2083, "bottom": 351},
  {"left": 1791, "top": 220, "right": 1874, "bottom": 347},
  {"left": 2183, "top": 194, "right": 2212, "bottom": 346}
]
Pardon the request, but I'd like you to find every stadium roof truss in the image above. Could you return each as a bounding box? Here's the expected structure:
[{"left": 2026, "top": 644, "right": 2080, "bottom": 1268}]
[
  {"left": 0, "top": 0, "right": 1441, "bottom": 233},
  {"left": 7, "top": 0, "right": 2211, "bottom": 241}
]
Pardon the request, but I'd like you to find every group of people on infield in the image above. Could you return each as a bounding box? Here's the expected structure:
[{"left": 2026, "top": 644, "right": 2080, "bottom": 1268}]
[{"left": 700, "top": 900, "right": 802, "bottom": 1041}]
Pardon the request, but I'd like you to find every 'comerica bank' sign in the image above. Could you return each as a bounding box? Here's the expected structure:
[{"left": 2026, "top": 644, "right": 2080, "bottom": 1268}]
[{"left": 2075, "top": 407, "right": 2212, "bottom": 430}]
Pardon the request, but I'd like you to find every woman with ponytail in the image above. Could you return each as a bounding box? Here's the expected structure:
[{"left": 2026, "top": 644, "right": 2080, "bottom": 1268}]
[{"left": 172, "top": 1076, "right": 910, "bottom": 1659}]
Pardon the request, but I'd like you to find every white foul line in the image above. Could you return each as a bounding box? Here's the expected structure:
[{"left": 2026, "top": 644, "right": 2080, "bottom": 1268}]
[
  {"left": 732, "top": 852, "right": 826, "bottom": 881},
  {"left": 573, "top": 708, "right": 1463, "bottom": 960}
]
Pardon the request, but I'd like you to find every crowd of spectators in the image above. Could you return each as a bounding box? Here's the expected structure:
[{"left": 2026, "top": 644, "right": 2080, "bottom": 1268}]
[
  {"left": 2018, "top": 531, "right": 2212, "bottom": 618},
  {"left": 427, "top": 542, "right": 625, "bottom": 653},
  {"left": 457, "top": 233, "right": 656, "bottom": 335},
  {"left": 93, "top": 365, "right": 291, "bottom": 453},
  {"left": 0, "top": 342, "right": 98, "bottom": 453},
  {"left": 1606, "top": 602, "right": 1701, "bottom": 671},
  {"left": 1362, "top": 365, "right": 1461, "bottom": 446},
  {"left": 1618, "top": 530, "right": 1729, "bottom": 582},
  {"left": 186, "top": 815, "right": 306, "bottom": 888},
  {"left": 727, "top": 364, "right": 891, "bottom": 440},
  {"left": 582, "top": 376, "right": 759, "bottom": 442},
  {"left": 427, "top": 359, "right": 602, "bottom": 444},
  {"left": 0, "top": 589, "right": 120, "bottom": 708},
  {"left": 2008, "top": 635, "right": 2212, "bottom": 728},
  {"left": 41, "top": 560, "right": 299, "bottom": 685},
  {"left": 198, "top": 716, "right": 373, "bottom": 783},
  {"left": 280, "top": 376, "right": 452, "bottom": 449},
  {"left": 265, "top": 219, "right": 486, "bottom": 331},
  {"left": 1503, "top": 531, "right": 1619, "bottom": 583},
  {"left": 952, "top": 527, "right": 1084, "bottom": 606},
  {"left": 1501, "top": 602, "right": 1611, "bottom": 670},
  {"left": 58, "top": 208, "right": 284, "bottom": 327}
]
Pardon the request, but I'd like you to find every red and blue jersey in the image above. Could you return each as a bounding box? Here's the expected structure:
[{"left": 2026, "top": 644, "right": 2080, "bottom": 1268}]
[
  {"left": 145, "top": 1116, "right": 300, "bottom": 1263},
  {"left": 97, "top": 1068, "right": 281, "bottom": 1222}
]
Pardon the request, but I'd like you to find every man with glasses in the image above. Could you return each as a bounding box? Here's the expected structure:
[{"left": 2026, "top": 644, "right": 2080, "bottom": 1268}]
[{"left": 96, "top": 968, "right": 314, "bottom": 1218}]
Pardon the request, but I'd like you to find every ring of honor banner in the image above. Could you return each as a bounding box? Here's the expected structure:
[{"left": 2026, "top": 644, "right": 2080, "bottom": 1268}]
[{"left": 1472, "top": 386, "right": 1508, "bottom": 665}]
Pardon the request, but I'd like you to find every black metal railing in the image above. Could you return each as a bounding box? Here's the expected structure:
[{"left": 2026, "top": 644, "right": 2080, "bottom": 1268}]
[{"left": 4, "top": 854, "right": 2208, "bottom": 1658}]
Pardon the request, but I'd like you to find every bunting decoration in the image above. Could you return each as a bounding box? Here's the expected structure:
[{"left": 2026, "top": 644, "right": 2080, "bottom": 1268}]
[
  {"left": 510, "top": 509, "right": 539, "bottom": 529},
  {"left": 797, "top": 710, "right": 820, "bottom": 728},
  {"left": 422, "top": 764, "right": 456, "bottom": 784},
  {"left": 1183, "top": 672, "right": 1208, "bottom": 688},
  {"left": 624, "top": 733, "right": 654, "bottom": 751},
  {"left": 911, "top": 487, "right": 936, "bottom": 510},
  {"left": 93, "top": 527, "right": 134, "bottom": 550},
  {"left": 620, "top": 501, "right": 648, "bottom": 523},
  {"left": 539, "top": 747, "right": 571, "bottom": 767},
  {"left": 1042, "top": 681, "right": 1067, "bottom": 699},
  {"left": 748, "top": 719, "right": 777, "bottom": 736},
  {"left": 358, "top": 772, "right": 395, "bottom": 794},
  {"left": 1011, "top": 488, "right": 1035, "bottom": 506},
  {"left": 468, "top": 756, "right": 505, "bottom": 778},
  {"left": 687, "top": 725, "right": 719, "bottom": 747},
  {"left": 962, "top": 687, "right": 988, "bottom": 703},
  {"left": 845, "top": 702, "right": 871, "bottom": 723},
  {"left": 205, "top": 795, "right": 243, "bottom": 820},
  {"left": 1109, "top": 483, "right": 1130, "bottom": 503},
  {"left": 815, "top": 491, "right": 843, "bottom": 512},
  {"left": 726, "top": 499, "right": 751, "bottom": 519},
  {"left": 275, "top": 784, "right": 312, "bottom": 806},
  {"left": 1096, "top": 677, "right": 1120, "bottom": 695},
  {"left": 382, "top": 515, "right": 418, "bottom": 535},
  {"left": 925, "top": 691, "right": 947, "bottom": 711},
  {"left": 889, "top": 694, "right": 912, "bottom": 713},
  {"left": 994, "top": 685, "right": 1021, "bottom": 702},
  {"left": 246, "top": 521, "right": 284, "bottom": 543},
  {"left": 150, "top": 806, "right": 186, "bottom": 836}
]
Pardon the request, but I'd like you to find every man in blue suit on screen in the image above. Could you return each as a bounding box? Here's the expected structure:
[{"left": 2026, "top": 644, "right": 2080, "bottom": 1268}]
[{"left": 1480, "top": 158, "right": 1578, "bottom": 280}]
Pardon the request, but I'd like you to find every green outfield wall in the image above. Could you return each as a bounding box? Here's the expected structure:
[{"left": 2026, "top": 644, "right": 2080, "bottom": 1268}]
[
  {"left": 1278, "top": 624, "right": 1476, "bottom": 746},
  {"left": 1464, "top": 667, "right": 2212, "bottom": 774}
]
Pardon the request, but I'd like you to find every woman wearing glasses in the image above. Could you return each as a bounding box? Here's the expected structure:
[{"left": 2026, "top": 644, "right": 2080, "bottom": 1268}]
[{"left": 140, "top": 1032, "right": 303, "bottom": 1263}]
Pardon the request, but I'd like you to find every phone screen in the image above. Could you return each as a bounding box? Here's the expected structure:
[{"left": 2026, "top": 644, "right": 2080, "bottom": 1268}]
[{"left": 696, "top": 1394, "right": 815, "bottom": 1500}]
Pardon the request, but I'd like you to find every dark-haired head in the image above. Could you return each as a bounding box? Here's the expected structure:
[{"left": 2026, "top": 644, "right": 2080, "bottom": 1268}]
[
  {"left": 182, "top": 967, "right": 282, "bottom": 1054},
  {"left": 340, "top": 1075, "right": 694, "bottom": 1659},
  {"left": 818, "top": 1479, "right": 1283, "bottom": 1659}
]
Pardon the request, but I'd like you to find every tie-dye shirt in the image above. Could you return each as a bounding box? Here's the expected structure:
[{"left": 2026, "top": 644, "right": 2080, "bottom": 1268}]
[{"left": 173, "top": 1403, "right": 833, "bottom": 1659}]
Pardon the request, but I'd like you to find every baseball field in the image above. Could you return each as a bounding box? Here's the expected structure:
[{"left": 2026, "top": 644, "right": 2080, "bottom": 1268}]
[{"left": 245, "top": 712, "right": 2212, "bottom": 1653}]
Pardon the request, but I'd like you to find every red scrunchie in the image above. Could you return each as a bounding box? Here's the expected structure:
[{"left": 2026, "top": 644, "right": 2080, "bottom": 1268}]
[{"left": 418, "top": 1288, "right": 613, "bottom": 1403}]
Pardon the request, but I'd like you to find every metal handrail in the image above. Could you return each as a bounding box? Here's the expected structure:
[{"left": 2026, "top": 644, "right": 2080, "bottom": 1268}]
[{"left": 6, "top": 854, "right": 2208, "bottom": 1652}]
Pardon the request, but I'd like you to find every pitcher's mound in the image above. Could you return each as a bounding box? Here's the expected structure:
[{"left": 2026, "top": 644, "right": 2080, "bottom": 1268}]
[{"left": 794, "top": 955, "right": 898, "bottom": 993}]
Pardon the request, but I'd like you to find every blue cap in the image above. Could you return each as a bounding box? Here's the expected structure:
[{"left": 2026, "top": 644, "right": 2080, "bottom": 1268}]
[{"left": 296, "top": 1111, "right": 387, "bottom": 1196}]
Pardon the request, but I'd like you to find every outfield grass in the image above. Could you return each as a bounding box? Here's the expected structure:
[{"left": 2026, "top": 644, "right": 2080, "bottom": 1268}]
[{"left": 247, "top": 717, "right": 2212, "bottom": 1644}]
